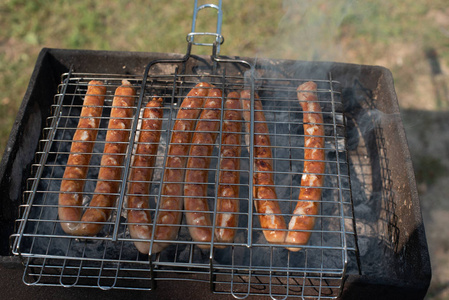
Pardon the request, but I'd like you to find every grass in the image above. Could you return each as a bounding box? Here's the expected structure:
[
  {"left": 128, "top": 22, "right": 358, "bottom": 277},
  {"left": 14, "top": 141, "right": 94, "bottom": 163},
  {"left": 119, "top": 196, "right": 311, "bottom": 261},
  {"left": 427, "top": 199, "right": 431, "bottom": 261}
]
[
  {"left": 2, "top": 0, "right": 448, "bottom": 178},
  {"left": 0, "top": 0, "right": 447, "bottom": 149},
  {"left": 1, "top": 0, "right": 447, "bottom": 164}
]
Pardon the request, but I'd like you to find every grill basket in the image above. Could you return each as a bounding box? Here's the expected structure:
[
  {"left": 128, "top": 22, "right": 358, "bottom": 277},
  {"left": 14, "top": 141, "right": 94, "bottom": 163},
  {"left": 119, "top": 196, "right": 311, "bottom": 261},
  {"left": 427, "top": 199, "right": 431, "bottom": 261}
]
[{"left": 11, "top": 53, "right": 357, "bottom": 299}]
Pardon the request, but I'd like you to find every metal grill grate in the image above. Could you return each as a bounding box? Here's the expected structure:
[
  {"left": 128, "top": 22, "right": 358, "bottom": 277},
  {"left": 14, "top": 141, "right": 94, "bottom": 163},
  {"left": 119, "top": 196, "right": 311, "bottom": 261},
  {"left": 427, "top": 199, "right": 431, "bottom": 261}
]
[{"left": 11, "top": 67, "right": 358, "bottom": 298}]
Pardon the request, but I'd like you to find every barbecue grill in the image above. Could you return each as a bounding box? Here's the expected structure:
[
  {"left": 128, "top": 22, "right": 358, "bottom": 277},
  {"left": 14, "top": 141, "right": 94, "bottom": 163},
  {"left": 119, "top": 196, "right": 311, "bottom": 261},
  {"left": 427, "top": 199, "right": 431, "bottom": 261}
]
[{"left": 0, "top": 1, "right": 431, "bottom": 299}]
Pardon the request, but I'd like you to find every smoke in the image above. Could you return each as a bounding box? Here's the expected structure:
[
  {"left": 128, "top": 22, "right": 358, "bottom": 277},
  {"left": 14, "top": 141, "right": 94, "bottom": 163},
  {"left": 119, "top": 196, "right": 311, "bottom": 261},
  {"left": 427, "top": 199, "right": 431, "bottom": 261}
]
[{"left": 261, "top": 0, "right": 357, "bottom": 63}]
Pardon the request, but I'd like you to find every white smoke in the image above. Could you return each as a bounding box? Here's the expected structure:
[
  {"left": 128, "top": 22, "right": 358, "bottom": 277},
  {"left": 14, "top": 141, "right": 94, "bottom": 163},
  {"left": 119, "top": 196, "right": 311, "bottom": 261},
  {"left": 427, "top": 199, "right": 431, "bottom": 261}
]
[{"left": 257, "top": 0, "right": 358, "bottom": 63}]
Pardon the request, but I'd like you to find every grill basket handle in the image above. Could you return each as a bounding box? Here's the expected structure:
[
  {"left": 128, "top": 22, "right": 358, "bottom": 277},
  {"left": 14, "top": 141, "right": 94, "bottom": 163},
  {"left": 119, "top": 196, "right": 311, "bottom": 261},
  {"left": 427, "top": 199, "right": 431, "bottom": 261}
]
[{"left": 186, "top": 0, "right": 224, "bottom": 56}]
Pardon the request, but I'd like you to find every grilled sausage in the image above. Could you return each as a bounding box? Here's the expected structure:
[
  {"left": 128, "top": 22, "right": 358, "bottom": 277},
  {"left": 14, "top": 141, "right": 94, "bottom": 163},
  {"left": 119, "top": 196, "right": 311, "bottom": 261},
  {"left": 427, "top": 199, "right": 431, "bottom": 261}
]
[
  {"left": 75, "top": 80, "right": 136, "bottom": 236},
  {"left": 285, "top": 81, "right": 325, "bottom": 251},
  {"left": 59, "top": 80, "right": 107, "bottom": 234},
  {"left": 214, "top": 92, "right": 242, "bottom": 247},
  {"left": 152, "top": 82, "right": 211, "bottom": 253},
  {"left": 127, "top": 97, "right": 164, "bottom": 254},
  {"left": 240, "top": 90, "right": 287, "bottom": 244},
  {"left": 184, "top": 87, "right": 222, "bottom": 248}
]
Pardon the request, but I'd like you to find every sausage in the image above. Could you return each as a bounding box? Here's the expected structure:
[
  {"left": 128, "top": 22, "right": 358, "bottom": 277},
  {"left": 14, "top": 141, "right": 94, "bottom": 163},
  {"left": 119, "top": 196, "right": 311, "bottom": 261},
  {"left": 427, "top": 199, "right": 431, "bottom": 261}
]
[
  {"left": 127, "top": 97, "right": 164, "bottom": 254},
  {"left": 214, "top": 91, "right": 242, "bottom": 247},
  {"left": 59, "top": 80, "right": 106, "bottom": 234},
  {"left": 60, "top": 80, "right": 136, "bottom": 236},
  {"left": 152, "top": 82, "right": 211, "bottom": 253},
  {"left": 240, "top": 90, "right": 287, "bottom": 244},
  {"left": 285, "top": 81, "right": 325, "bottom": 251},
  {"left": 184, "top": 87, "right": 222, "bottom": 248}
]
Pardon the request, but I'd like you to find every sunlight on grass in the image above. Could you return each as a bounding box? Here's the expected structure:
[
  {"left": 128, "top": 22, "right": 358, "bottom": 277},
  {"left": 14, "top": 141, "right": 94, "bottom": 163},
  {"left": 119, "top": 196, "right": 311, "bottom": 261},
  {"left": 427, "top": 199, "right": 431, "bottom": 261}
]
[{"left": 0, "top": 0, "right": 448, "bottom": 156}]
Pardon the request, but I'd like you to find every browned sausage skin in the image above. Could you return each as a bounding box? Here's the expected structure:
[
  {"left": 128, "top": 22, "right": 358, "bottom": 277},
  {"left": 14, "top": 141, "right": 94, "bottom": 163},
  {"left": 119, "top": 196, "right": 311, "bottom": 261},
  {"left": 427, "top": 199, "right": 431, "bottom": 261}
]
[
  {"left": 59, "top": 80, "right": 106, "bottom": 234},
  {"left": 60, "top": 80, "right": 135, "bottom": 236},
  {"left": 240, "top": 90, "right": 287, "bottom": 244},
  {"left": 78, "top": 80, "right": 136, "bottom": 235},
  {"left": 285, "top": 81, "right": 325, "bottom": 251},
  {"left": 184, "top": 87, "right": 223, "bottom": 248},
  {"left": 214, "top": 91, "right": 242, "bottom": 247},
  {"left": 152, "top": 82, "right": 211, "bottom": 253},
  {"left": 127, "top": 97, "right": 164, "bottom": 254}
]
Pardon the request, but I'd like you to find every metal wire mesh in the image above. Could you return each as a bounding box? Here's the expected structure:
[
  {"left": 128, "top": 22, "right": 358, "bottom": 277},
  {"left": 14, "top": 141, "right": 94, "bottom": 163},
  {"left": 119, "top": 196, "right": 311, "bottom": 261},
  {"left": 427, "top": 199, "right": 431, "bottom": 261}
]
[{"left": 11, "top": 68, "right": 357, "bottom": 299}]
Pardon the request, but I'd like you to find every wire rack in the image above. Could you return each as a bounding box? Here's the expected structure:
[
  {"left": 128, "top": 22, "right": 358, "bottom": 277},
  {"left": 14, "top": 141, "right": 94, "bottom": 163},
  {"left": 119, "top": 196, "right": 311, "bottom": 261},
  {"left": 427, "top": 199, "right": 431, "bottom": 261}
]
[{"left": 10, "top": 65, "right": 358, "bottom": 298}]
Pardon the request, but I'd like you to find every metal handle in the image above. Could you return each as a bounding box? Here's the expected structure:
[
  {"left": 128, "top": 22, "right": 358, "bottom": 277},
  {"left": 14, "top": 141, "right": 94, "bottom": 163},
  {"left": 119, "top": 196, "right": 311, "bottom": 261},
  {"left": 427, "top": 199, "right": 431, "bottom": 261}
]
[{"left": 186, "top": 0, "right": 224, "bottom": 56}]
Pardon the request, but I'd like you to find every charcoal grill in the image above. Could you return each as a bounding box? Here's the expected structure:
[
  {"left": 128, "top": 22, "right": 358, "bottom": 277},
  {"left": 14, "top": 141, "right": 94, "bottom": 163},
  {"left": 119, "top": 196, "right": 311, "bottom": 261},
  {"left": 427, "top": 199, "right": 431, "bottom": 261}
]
[{"left": 0, "top": 1, "right": 431, "bottom": 299}]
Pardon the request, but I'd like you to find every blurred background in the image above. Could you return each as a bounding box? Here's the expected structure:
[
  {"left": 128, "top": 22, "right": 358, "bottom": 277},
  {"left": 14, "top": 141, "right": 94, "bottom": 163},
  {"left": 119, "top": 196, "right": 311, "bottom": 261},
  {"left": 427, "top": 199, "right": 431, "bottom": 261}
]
[{"left": 1, "top": 0, "right": 448, "bottom": 298}]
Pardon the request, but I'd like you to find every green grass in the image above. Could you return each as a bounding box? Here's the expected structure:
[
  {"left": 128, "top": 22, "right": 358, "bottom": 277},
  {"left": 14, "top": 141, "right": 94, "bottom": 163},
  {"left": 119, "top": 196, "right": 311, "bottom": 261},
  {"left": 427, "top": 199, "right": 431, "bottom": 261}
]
[{"left": 0, "top": 0, "right": 448, "bottom": 154}]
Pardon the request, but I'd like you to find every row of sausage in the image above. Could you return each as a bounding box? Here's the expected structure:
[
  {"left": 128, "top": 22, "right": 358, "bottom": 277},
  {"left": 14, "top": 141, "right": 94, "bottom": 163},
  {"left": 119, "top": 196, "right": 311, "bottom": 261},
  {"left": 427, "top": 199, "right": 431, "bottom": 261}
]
[{"left": 58, "top": 80, "right": 325, "bottom": 254}]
